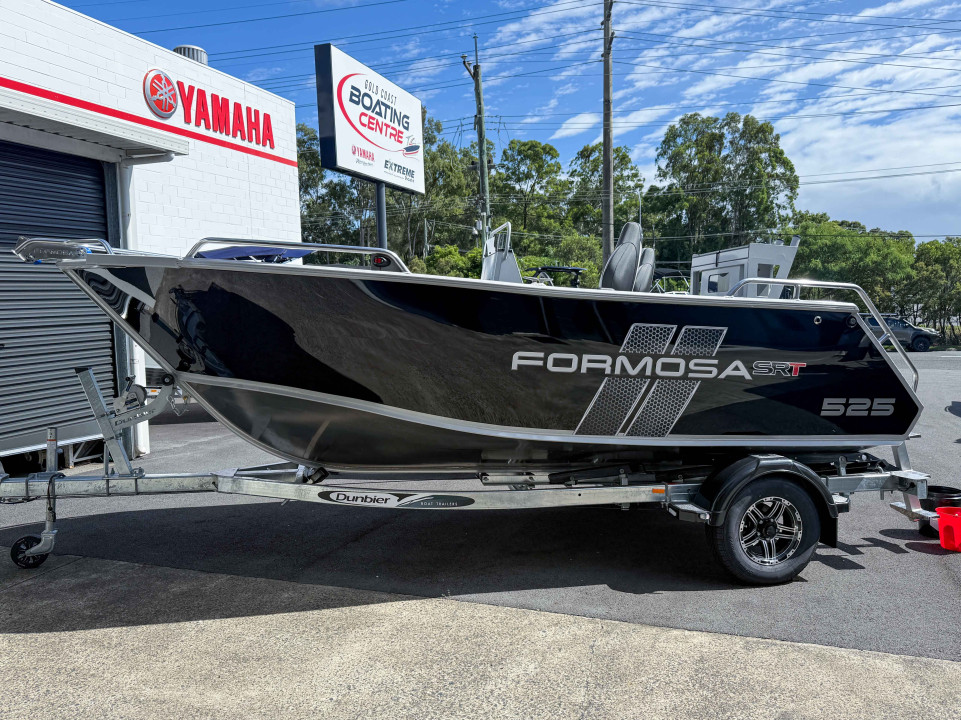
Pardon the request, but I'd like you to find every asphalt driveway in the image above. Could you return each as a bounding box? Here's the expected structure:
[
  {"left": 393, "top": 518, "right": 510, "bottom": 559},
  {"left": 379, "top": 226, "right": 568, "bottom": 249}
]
[{"left": 2, "top": 354, "right": 959, "bottom": 657}]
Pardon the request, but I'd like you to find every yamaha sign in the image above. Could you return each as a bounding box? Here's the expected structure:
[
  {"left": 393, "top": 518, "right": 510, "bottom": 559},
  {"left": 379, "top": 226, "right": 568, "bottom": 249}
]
[
  {"left": 141, "top": 68, "right": 277, "bottom": 149},
  {"left": 314, "top": 43, "right": 425, "bottom": 194}
]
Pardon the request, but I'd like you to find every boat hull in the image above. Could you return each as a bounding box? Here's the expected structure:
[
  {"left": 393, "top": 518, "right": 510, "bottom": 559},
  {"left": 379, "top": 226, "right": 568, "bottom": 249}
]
[{"left": 65, "top": 258, "right": 922, "bottom": 470}]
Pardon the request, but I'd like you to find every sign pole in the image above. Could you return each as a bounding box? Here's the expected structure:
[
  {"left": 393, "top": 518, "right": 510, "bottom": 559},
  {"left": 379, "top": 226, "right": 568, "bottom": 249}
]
[{"left": 375, "top": 181, "right": 387, "bottom": 249}]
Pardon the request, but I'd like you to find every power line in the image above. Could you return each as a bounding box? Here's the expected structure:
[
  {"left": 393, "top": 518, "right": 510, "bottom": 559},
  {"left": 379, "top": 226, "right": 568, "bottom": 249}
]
[
  {"left": 210, "top": 0, "right": 597, "bottom": 59},
  {"left": 260, "top": 35, "right": 961, "bottom": 97},
  {"left": 186, "top": 0, "right": 961, "bottom": 62},
  {"left": 619, "top": 0, "right": 961, "bottom": 30},
  {"left": 73, "top": 0, "right": 151, "bottom": 5},
  {"left": 611, "top": 59, "right": 961, "bottom": 99},
  {"left": 294, "top": 60, "right": 599, "bottom": 107},
  {"left": 433, "top": 83, "right": 961, "bottom": 121},
  {"left": 478, "top": 100, "right": 961, "bottom": 130},
  {"left": 86, "top": 0, "right": 330, "bottom": 22},
  {"left": 485, "top": 166, "right": 961, "bottom": 199},
  {"left": 259, "top": 55, "right": 602, "bottom": 93},
  {"left": 231, "top": 25, "right": 961, "bottom": 90},
  {"left": 296, "top": 142, "right": 961, "bottom": 182},
  {"left": 132, "top": 0, "right": 411, "bottom": 34},
  {"left": 263, "top": 35, "right": 961, "bottom": 105},
  {"left": 210, "top": 9, "right": 961, "bottom": 70},
  {"left": 616, "top": 29, "right": 961, "bottom": 65},
  {"left": 256, "top": 33, "right": 605, "bottom": 90},
  {"left": 614, "top": 36, "right": 961, "bottom": 74},
  {"left": 300, "top": 207, "right": 959, "bottom": 242}
]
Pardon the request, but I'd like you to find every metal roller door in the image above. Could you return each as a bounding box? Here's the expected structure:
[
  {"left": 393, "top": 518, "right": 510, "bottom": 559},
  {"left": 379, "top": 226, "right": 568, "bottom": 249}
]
[{"left": 0, "top": 139, "right": 117, "bottom": 457}]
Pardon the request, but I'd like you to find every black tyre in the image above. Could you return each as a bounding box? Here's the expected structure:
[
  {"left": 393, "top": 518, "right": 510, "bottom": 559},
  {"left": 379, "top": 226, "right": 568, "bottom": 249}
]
[
  {"left": 10, "top": 535, "right": 48, "bottom": 569},
  {"left": 911, "top": 335, "right": 931, "bottom": 352},
  {"left": 706, "top": 476, "right": 821, "bottom": 585}
]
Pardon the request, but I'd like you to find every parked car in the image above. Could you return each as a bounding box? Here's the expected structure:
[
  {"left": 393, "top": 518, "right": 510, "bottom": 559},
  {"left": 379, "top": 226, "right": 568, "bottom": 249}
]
[{"left": 860, "top": 314, "right": 940, "bottom": 352}]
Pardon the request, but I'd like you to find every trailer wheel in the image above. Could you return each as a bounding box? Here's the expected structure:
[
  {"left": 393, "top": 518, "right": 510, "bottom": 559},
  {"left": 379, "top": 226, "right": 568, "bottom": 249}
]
[
  {"left": 10, "top": 536, "right": 48, "bottom": 569},
  {"left": 707, "top": 477, "right": 820, "bottom": 585}
]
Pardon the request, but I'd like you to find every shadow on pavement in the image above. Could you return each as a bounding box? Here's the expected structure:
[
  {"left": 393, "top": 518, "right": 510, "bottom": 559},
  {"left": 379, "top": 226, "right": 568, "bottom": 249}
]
[
  {"left": 947, "top": 401, "right": 961, "bottom": 419},
  {"left": 0, "top": 501, "right": 948, "bottom": 641},
  {"left": 0, "top": 503, "right": 749, "bottom": 632},
  {"left": 0, "top": 551, "right": 411, "bottom": 635}
]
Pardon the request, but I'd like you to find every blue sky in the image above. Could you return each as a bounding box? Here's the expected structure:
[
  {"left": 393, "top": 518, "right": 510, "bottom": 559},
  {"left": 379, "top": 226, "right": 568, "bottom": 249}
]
[{"left": 63, "top": 0, "right": 961, "bottom": 238}]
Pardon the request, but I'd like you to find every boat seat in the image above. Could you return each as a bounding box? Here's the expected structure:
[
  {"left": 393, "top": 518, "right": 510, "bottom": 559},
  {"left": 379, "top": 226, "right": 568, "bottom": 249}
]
[
  {"left": 600, "top": 223, "right": 654, "bottom": 292},
  {"left": 633, "top": 247, "right": 655, "bottom": 292},
  {"left": 599, "top": 223, "right": 642, "bottom": 291}
]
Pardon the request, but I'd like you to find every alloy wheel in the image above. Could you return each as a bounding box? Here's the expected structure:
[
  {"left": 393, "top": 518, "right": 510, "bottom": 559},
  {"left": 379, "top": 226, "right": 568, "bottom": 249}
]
[{"left": 738, "top": 496, "right": 803, "bottom": 566}]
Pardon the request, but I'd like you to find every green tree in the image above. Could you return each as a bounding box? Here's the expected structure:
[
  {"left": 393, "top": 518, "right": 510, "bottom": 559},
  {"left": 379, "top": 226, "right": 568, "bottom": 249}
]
[
  {"left": 790, "top": 215, "right": 915, "bottom": 310},
  {"left": 298, "top": 117, "right": 483, "bottom": 256},
  {"left": 296, "top": 123, "right": 356, "bottom": 245},
  {"left": 566, "top": 143, "right": 644, "bottom": 238},
  {"left": 912, "top": 238, "right": 961, "bottom": 342},
  {"left": 655, "top": 112, "right": 798, "bottom": 257},
  {"left": 720, "top": 113, "right": 798, "bottom": 242},
  {"left": 491, "top": 139, "right": 569, "bottom": 252},
  {"left": 425, "top": 244, "right": 469, "bottom": 277},
  {"left": 515, "top": 230, "right": 604, "bottom": 288},
  {"left": 656, "top": 113, "right": 726, "bottom": 252},
  {"left": 387, "top": 116, "right": 480, "bottom": 257}
]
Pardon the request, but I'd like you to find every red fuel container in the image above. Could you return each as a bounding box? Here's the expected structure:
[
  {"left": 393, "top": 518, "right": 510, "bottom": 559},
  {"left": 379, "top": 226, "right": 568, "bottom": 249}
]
[{"left": 936, "top": 507, "right": 961, "bottom": 552}]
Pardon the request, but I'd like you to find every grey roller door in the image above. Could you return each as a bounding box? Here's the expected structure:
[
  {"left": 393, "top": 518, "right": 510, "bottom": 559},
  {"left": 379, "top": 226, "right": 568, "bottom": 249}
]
[{"left": 0, "top": 139, "right": 117, "bottom": 456}]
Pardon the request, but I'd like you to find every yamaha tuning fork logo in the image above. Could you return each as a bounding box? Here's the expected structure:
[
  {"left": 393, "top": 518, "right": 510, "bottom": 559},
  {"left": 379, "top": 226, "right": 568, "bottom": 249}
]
[
  {"left": 143, "top": 69, "right": 178, "bottom": 118},
  {"left": 511, "top": 323, "right": 807, "bottom": 438}
]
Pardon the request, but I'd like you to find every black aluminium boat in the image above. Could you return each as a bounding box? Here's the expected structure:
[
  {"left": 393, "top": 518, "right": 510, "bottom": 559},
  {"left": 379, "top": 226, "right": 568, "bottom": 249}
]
[{"left": 14, "top": 228, "right": 922, "bottom": 474}]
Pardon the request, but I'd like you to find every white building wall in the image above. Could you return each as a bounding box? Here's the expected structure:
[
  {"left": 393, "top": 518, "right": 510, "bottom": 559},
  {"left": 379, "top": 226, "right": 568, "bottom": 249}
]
[
  {"left": 0, "top": 0, "right": 300, "bottom": 456},
  {"left": 0, "top": 0, "right": 300, "bottom": 255}
]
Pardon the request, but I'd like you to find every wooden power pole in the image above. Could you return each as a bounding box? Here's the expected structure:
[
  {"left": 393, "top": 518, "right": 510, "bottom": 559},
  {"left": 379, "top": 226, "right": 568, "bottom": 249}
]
[
  {"left": 602, "top": 0, "right": 614, "bottom": 264},
  {"left": 463, "top": 35, "right": 490, "bottom": 247}
]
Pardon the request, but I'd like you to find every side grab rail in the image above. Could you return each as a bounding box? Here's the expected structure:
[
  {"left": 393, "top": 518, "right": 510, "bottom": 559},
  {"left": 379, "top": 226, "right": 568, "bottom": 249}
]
[
  {"left": 185, "top": 238, "right": 410, "bottom": 272},
  {"left": 727, "top": 278, "right": 919, "bottom": 391},
  {"left": 14, "top": 236, "right": 114, "bottom": 262},
  {"left": 15, "top": 237, "right": 184, "bottom": 262}
]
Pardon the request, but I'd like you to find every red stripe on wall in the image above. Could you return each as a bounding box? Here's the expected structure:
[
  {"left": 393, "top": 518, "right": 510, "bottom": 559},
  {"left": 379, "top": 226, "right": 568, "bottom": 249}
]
[{"left": 0, "top": 75, "right": 299, "bottom": 168}]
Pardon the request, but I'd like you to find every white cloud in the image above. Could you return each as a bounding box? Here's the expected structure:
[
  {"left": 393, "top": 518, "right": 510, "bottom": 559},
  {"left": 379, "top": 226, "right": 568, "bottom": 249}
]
[
  {"left": 550, "top": 112, "right": 601, "bottom": 139},
  {"left": 244, "top": 67, "right": 286, "bottom": 83}
]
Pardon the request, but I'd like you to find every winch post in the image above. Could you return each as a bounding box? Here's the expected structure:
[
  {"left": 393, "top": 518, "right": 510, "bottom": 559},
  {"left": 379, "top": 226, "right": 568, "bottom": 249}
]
[{"left": 77, "top": 368, "right": 135, "bottom": 476}]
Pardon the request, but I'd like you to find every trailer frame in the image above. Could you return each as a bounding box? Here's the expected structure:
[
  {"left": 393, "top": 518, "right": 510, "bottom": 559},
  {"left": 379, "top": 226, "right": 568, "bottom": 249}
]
[{"left": 0, "top": 369, "right": 934, "bottom": 582}]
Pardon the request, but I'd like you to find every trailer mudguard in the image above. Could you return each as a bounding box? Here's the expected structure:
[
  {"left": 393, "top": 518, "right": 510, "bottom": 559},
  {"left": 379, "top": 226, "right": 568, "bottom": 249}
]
[{"left": 694, "top": 454, "right": 839, "bottom": 548}]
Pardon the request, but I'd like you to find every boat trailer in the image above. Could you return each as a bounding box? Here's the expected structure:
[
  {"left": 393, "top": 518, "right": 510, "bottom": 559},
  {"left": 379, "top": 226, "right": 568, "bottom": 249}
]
[{"left": 1, "top": 369, "right": 935, "bottom": 580}]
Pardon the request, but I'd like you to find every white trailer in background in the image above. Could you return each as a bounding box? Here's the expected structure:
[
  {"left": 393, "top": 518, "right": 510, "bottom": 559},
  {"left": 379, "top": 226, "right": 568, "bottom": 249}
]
[{"left": 691, "top": 236, "right": 800, "bottom": 298}]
